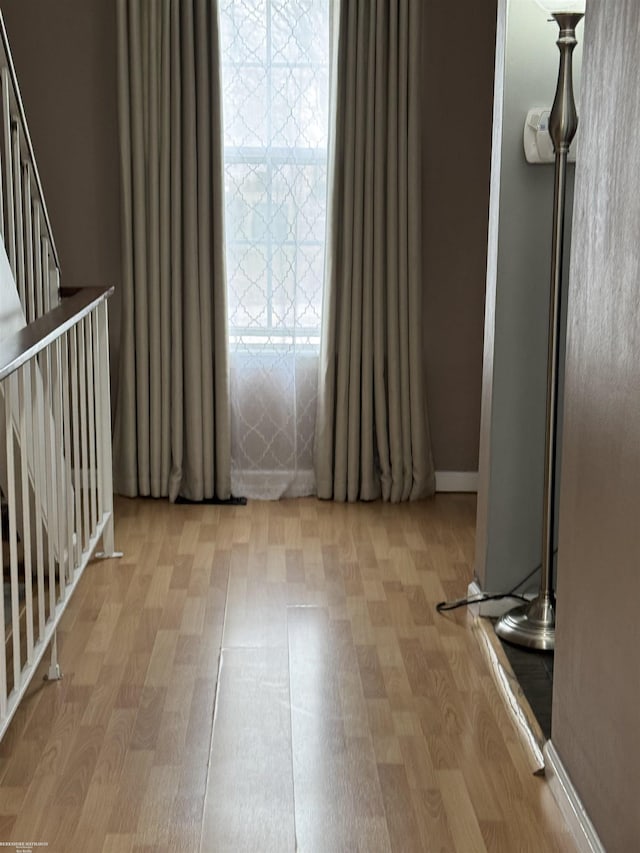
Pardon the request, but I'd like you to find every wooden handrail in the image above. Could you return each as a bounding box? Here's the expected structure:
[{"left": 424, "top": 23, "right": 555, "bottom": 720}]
[
  {"left": 0, "top": 9, "right": 61, "bottom": 270},
  {"left": 0, "top": 285, "right": 113, "bottom": 382}
]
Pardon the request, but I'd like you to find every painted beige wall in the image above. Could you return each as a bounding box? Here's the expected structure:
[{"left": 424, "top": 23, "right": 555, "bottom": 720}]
[
  {"left": 1, "top": 1, "right": 495, "bottom": 473},
  {"left": 422, "top": 2, "right": 496, "bottom": 472},
  {"left": 552, "top": 1, "right": 640, "bottom": 849}
]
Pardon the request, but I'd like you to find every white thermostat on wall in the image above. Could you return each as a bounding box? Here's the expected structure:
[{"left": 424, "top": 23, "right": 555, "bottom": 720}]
[{"left": 523, "top": 107, "right": 577, "bottom": 164}]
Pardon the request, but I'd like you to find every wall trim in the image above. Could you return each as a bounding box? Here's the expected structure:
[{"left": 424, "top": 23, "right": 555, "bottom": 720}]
[
  {"left": 543, "top": 741, "right": 605, "bottom": 853},
  {"left": 472, "top": 614, "right": 545, "bottom": 774},
  {"left": 435, "top": 471, "right": 478, "bottom": 492}
]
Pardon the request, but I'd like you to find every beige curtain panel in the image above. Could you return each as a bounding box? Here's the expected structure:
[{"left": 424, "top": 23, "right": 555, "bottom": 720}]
[
  {"left": 114, "top": 0, "right": 231, "bottom": 501},
  {"left": 315, "top": 0, "right": 435, "bottom": 502}
]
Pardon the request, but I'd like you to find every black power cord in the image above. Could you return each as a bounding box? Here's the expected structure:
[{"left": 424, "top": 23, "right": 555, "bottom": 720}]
[{"left": 435, "top": 562, "right": 543, "bottom": 614}]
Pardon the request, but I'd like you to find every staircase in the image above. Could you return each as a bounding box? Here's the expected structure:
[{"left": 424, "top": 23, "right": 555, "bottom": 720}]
[{"left": 0, "top": 11, "right": 117, "bottom": 739}]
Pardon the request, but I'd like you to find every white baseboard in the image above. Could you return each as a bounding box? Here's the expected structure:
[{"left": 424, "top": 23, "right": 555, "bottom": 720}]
[
  {"left": 435, "top": 471, "right": 478, "bottom": 492},
  {"left": 543, "top": 741, "right": 605, "bottom": 853},
  {"left": 472, "top": 616, "right": 545, "bottom": 773},
  {"left": 467, "top": 580, "right": 535, "bottom": 618}
]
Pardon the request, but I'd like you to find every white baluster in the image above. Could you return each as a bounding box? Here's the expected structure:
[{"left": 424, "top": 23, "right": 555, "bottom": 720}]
[
  {"left": 1, "top": 68, "right": 15, "bottom": 275},
  {"left": 70, "top": 325, "right": 82, "bottom": 567},
  {"left": 61, "top": 332, "right": 74, "bottom": 583},
  {"left": 5, "top": 372, "right": 21, "bottom": 689},
  {"left": 93, "top": 309, "right": 104, "bottom": 526},
  {"left": 97, "top": 300, "right": 116, "bottom": 556},
  {"left": 52, "top": 337, "right": 66, "bottom": 601},
  {"left": 86, "top": 314, "right": 97, "bottom": 537},
  {"left": 17, "top": 363, "right": 34, "bottom": 663},
  {"left": 30, "top": 354, "right": 45, "bottom": 639},
  {"left": 78, "top": 320, "right": 90, "bottom": 552},
  {"left": 41, "top": 236, "right": 50, "bottom": 313},
  {"left": 11, "top": 123, "right": 24, "bottom": 309},
  {"left": 33, "top": 200, "right": 42, "bottom": 319},
  {"left": 22, "top": 164, "right": 34, "bottom": 323},
  {"left": 40, "top": 348, "right": 57, "bottom": 621}
]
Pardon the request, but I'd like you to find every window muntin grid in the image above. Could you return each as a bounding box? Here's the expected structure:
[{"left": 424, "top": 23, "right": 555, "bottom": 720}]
[{"left": 220, "top": 0, "right": 330, "bottom": 352}]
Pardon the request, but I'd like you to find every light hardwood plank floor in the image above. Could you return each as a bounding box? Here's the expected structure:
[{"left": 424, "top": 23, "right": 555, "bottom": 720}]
[{"left": 0, "top": 495, "right": 575, "bottom": 852}]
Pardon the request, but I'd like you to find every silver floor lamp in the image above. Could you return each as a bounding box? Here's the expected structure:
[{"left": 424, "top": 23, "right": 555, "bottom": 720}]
[{"left": 496, "top": 0, "right": 585, "bottom": 651}]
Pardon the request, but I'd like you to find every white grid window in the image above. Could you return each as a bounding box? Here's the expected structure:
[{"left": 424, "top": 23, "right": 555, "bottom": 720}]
[
  {"left": 220, "top": 0, "right": 330, "bottom": 351},
  {"left": 220, "top": 0, "right": 331, "bottom": 499}
]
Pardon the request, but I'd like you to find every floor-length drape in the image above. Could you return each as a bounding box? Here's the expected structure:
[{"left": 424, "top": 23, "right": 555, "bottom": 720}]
[
  {"left": 315, "top": 0, "right": 435, "bottom": 502},
  {"left": 114, "top": 0, "right": 231, "bottom": 501}
]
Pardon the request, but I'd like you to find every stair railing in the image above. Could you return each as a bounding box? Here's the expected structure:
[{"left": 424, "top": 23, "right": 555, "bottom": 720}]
[
  {"left": 0, "top": 12, "right": 120, "bottom": 741},
  {"left": 0, "top": 10, "right": 61, "bottom": 322},
  {"left": 0, "top": 286, "right": 117, "bottom": 741}
]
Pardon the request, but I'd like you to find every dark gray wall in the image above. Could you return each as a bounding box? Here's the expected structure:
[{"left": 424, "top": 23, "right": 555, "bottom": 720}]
[
  {"left": 2, "top": 1, "right": 496, "bottom": 473},
  {"left": 422, "top": 2, "right": 496, "bottom": 472},
  {"left": 1, "top": 0, "right": 121, "bottom": 382},
  {"left": 553, "top": 1, "right": 640, "bottom": 849}
]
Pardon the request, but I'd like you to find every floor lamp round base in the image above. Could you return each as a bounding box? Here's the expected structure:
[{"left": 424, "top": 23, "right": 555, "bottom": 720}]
[{"left": 495, "top": 594, "right": 555, "bottom": 651}]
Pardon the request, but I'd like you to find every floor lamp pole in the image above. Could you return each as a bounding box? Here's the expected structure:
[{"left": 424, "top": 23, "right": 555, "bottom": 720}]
[{"left": 496, "top": 12, "right": 583, "bottom": 651}]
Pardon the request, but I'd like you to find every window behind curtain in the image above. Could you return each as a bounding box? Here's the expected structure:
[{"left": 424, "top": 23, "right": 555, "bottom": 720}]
[{"left": 220, "top": 0, "right": 330, "bottom": 498}]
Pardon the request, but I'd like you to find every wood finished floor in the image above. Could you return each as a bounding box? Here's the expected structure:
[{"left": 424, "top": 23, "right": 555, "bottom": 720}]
[{"left": 0, "top": 495, "right": 576, "bottom": 852}]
